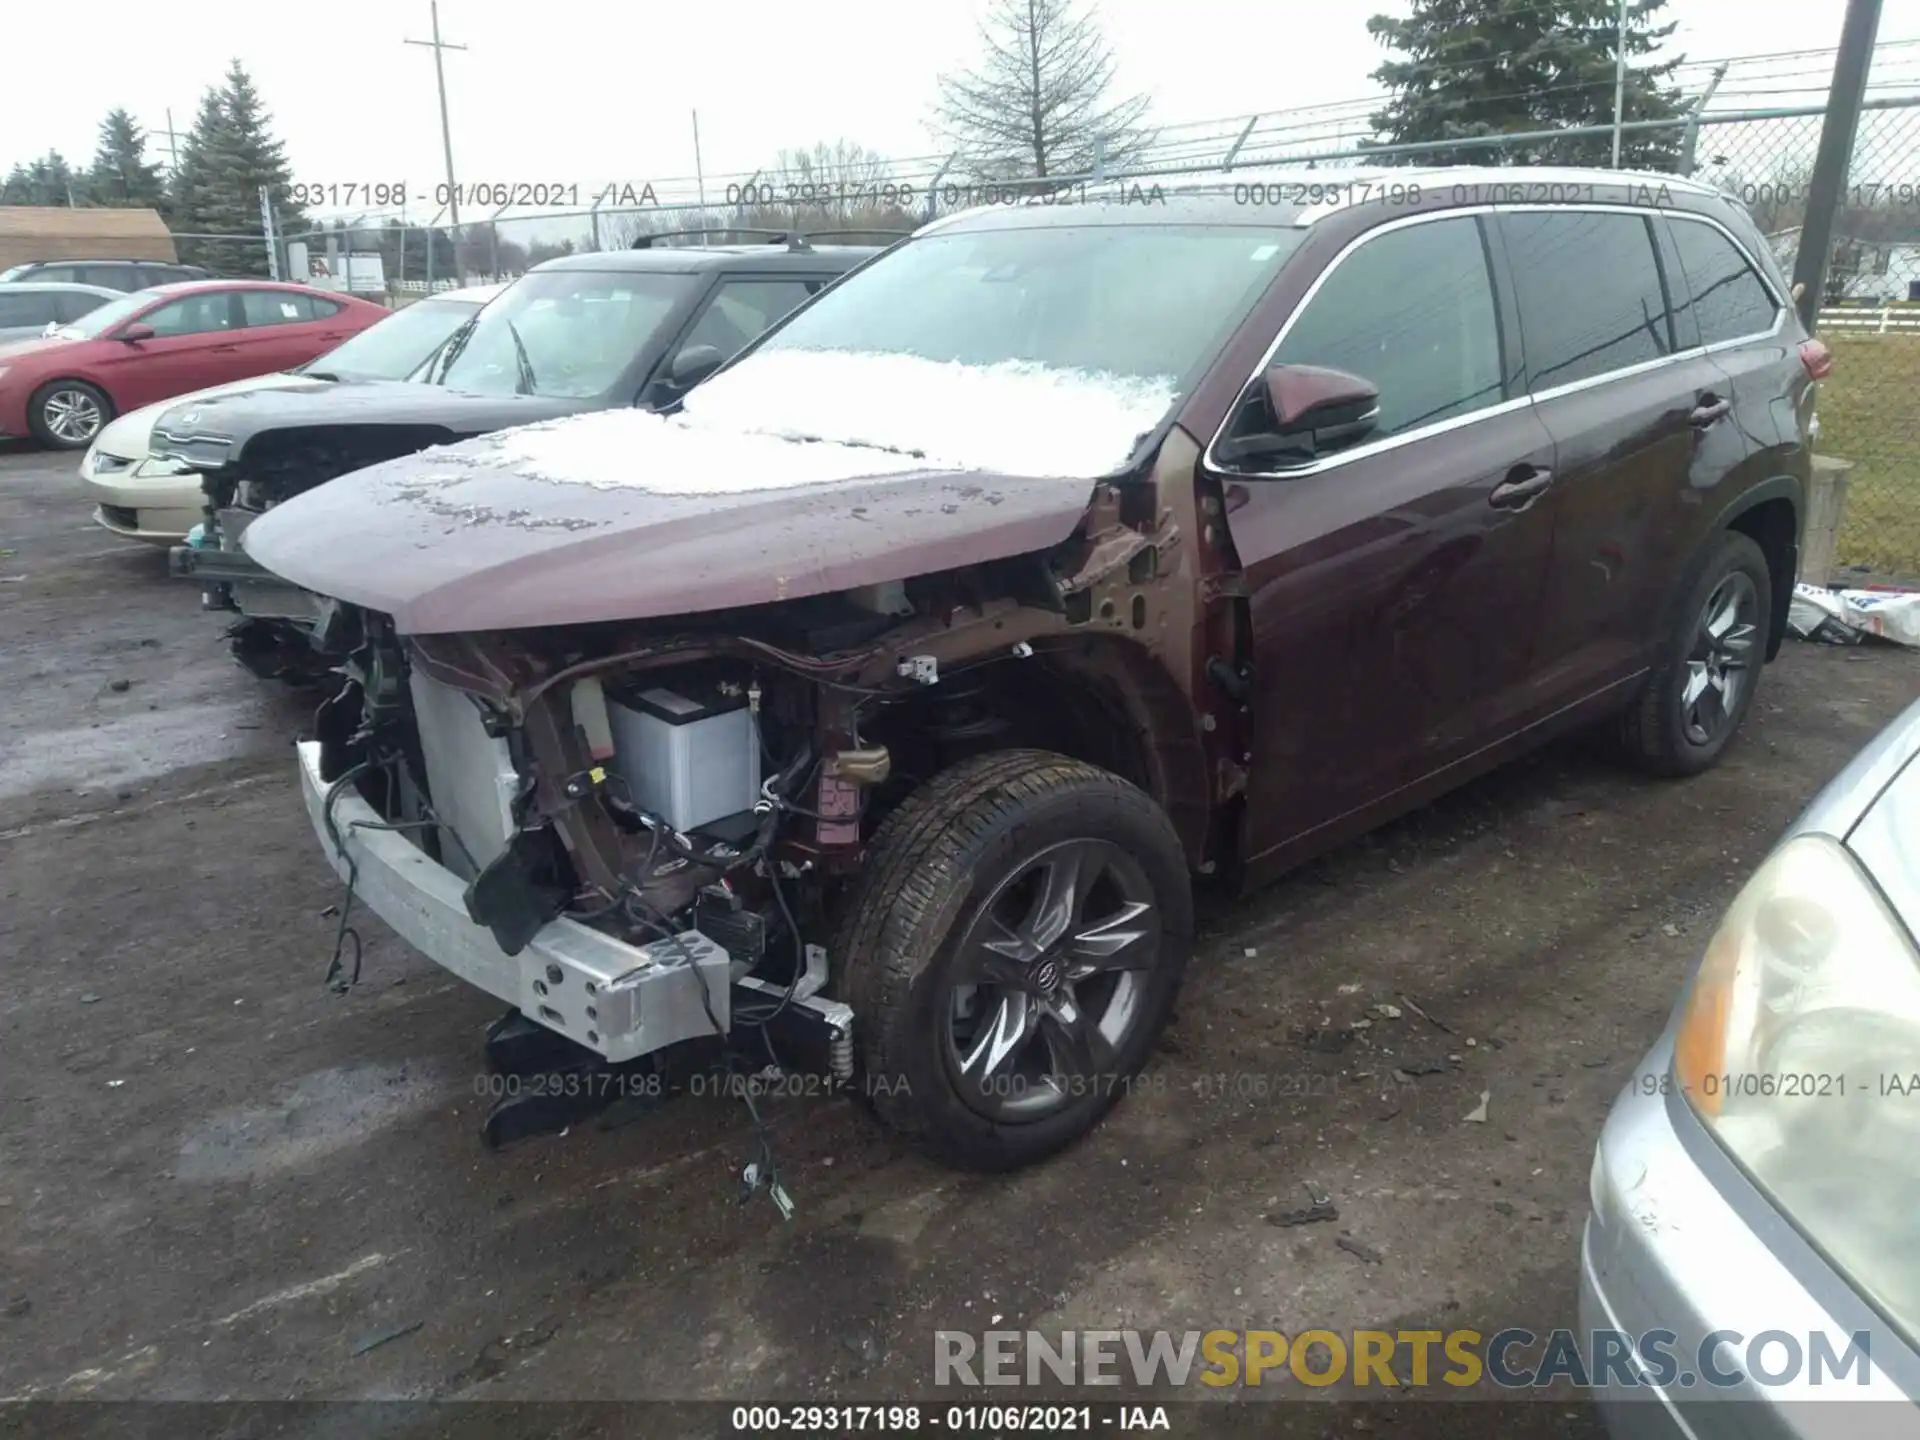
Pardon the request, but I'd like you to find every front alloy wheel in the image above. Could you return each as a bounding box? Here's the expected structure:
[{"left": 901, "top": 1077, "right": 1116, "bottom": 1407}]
[
  {"left": 945, "top": 838, "right": 1158, "bottom": 1122},
  {"left": 834, "top": 750, "right": 1193, "bottom": 1171},
  {"left": 31, "top": 381, "right": 111, "bottom": 449}
]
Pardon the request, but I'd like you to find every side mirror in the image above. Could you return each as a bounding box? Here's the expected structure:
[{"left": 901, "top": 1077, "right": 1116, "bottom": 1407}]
[
  {"left": 667, "top": 344, "right": 724, "bottom": 389},
  {"left": 117, "top": 322, "right": 156, "bottom": 343},
  {"left": 1216, "top": 364, "right": 1381, "bottom": 469}
]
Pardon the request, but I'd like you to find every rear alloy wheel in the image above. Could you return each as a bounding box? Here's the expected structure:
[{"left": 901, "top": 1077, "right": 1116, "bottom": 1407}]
[
  {"left": 29, "top": 380, "right": 113, "bottom": 450},
  {"left": 833, "top": 750, "right": 1193, "bottom": 1171},
  {"left": 1619, "top": 530, "right": 1772, "bottom": 777}
]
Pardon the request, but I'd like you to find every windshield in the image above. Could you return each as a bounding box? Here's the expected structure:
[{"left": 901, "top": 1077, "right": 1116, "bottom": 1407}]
[
  {"left": 434, "top": 270, "right": 694, "bottom": 398},
  {"left": 0, "top": 264, "right": 32, "bottom": 282},
  {"left": 52, "top": 288, "right": 158, "bottom": 340},
  {"left": 301, "top": 295, "right": 482, "bottom": 382},
  {"left": 754, "top": 223, "right": 1302, "bottom": 385}
]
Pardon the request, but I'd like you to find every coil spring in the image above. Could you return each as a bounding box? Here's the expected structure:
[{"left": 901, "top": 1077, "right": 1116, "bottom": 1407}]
[{"left": 830, "top": 1023, "right": 854, "bottom": 1083}]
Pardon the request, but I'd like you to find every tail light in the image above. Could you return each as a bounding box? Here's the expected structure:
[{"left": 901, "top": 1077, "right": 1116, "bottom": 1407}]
[{"left": 1799, "top": 338, "right": 1834, "bottom": 380}]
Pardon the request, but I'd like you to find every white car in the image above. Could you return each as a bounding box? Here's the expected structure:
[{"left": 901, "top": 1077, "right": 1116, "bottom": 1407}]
[{"left": 77, "top": 283, "right": 504, "bottom": 544}]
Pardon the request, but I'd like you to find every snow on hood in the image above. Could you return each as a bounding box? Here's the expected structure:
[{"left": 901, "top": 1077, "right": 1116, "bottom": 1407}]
[
  {"left": 457, "top": 407, "right": 934, "bottom": 497},
  {"left": 457, "top": 348, "right": 1177, "bottom": 496},
  {"left": 680, "top": 348, "right": 1178, "bottom": 476}
]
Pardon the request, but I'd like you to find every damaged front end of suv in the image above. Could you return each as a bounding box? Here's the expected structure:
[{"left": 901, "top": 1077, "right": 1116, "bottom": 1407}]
[
  {"left": 244, "top": 201, "right": 1307, "bottom": 1172},
  {"left": 267, "top": 407, "right": 1233, "bottom": 1171}
]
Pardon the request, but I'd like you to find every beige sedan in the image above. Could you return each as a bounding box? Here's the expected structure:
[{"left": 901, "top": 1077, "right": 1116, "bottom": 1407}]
[{"left": 77, "top": 282, "right": 504, "bottom": 544}]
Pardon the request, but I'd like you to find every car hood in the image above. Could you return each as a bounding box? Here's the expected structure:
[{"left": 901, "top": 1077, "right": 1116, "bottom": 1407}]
[
  {"left": 94, "top": 370, "right": 318, "bottom": 461},
  {"left": 0, "top": 335, "right": 65, "bottom": 363},
  {"left": 152, "top": 379, "right": 594, "bottom": 459},
  {"left": 241, "top": 408, "right": 1102, "bottom": 634}
]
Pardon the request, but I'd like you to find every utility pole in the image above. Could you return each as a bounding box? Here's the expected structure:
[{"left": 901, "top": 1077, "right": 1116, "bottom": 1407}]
[
  {"left": 1610, "top": 0, "right": 1628, "bottom": 168},
  {"left": 405, "top": 0, "right": 468, "bottom": 281},
  {"left": 692, "top": 110, "right": 707, "bottom": 243},
  {"left": 260, "top": 186, "right": 281, "bottom": 279},
  {"left": 1677, "top": 63, "right": 1728, "bottom": 174},
  {"left": 1791, "top": 0, "right": 1884, "bottom": 331}
]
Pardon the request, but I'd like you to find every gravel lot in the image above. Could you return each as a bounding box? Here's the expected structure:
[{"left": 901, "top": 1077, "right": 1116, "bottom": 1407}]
[{"left": 3, "top": 441, "right": 1916, "bottom": 1436}]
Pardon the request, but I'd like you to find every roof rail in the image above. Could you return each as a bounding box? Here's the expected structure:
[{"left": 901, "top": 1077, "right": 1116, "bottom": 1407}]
[
  {"left": 629, "top": 226, "right": 915, "bottom": 251},
  {"left": 800, "top": 227, "right": 915, "bottom": 243},
  {"left": 631, "top": 227, "right": 807, "bottom": 250}
]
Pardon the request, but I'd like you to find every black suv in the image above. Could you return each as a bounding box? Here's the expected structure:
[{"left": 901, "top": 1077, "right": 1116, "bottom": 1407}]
[
  {"left": 160, "top": 232, "right": 892, "bottom": 675},
  {"left": 0, "top": 259, "right": 215, "bottom": 290}
]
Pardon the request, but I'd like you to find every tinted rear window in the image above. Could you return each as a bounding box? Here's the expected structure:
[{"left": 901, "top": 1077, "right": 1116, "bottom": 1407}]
[
  {"left": 1502, "top": 211, "right": 1675, "bottom": 392},
  {"left": 1668, "top": 217, "right": 1779, "bottom": 345}
]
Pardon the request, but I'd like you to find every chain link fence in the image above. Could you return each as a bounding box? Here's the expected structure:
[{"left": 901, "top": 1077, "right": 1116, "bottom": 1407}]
[
  {"left": 1703, "top": 103, "right": 1920, "bottom": 585},
  {"left": 174, "top": 75, "right": 1920, "bottom": 579}
]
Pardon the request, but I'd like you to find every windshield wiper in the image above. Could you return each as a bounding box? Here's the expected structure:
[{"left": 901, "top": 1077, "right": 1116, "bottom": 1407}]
[
  {"left": 432, "top": 314, "right": 480, "bottom": 385},
  {"left": 506, "top": 319, "right": 537, "bottom": 396},
  {"left": 302, "top": 369, "right": 342, "bottom": 382}
]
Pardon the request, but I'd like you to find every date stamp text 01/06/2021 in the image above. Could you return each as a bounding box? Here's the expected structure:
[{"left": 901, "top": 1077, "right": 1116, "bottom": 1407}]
[
  {"left": 468, "top": 1068, "right": 1350, "bottom": 1104},
  {"left": 286, "top": 181, "right": 661, "bottom": 210},
  {"left": 283, "top": 178, "right": 1920, "bottom": 216}
]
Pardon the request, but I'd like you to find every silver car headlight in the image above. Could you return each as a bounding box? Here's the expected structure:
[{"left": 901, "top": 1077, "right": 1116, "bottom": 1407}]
[{"left": 1675, "top": 834, "right": 1920, "bottom": 1339}]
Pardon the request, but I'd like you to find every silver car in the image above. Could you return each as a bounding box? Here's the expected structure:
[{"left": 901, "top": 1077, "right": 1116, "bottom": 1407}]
[
  {"left": 1583, "top": 693, "right": 1920, "bottom": 1433},
  {"left": 0, "top": 281, "right": 122, "bottom": 342}
]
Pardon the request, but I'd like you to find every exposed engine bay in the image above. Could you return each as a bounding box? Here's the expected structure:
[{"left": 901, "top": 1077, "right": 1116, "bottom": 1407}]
[{"left": 300, "top": 462, "right": 1235, "bottom": 1186}]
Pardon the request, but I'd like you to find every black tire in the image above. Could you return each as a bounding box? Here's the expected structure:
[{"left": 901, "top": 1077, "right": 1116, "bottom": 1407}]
[
  {"left": 27, "top": 379, "right": 114, "bottom": 450},
  {"left": 1618, "top": 530, "right": 1772, "bottom": 777},
  {"left": 831, "top": 749, "right": 1193, "bottom": 1172}
]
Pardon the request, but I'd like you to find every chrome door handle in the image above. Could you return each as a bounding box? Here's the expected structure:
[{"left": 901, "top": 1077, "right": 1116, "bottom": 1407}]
[{"left": 1490, "top": 466, "right": 1554, "bottom": 509}]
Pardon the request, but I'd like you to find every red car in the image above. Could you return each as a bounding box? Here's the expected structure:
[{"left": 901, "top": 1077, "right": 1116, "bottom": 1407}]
[{"left": 0, "top": 280, "right": 388, "bottom": 449}]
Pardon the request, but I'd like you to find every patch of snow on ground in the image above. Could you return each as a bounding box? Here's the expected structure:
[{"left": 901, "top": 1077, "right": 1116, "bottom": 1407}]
[{"left": 684, "top": 348, "right": 1178, "bottom": 478}]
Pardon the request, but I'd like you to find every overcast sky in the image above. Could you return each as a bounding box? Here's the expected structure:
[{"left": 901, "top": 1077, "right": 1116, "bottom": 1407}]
[{"left": 5, "top": 0, "right": 1919, "bottom": 221}]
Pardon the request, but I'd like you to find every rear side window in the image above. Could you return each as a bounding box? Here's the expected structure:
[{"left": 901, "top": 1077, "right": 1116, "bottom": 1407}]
[
  {"left": 78, "top": 265, "right": 136, "bottom": 290},
  {"left": 1273, "top": 215, "right": 1506, "bottom": 438},
  {"left": 240, "top": 290, "right": 317, "bottom": 326},
  {"left": 0, "top": 292, "right": 56, "bottom": 327},
  {"left": 1502, "top": 211, "right": 1674, "bottom": 392},
  {"left": 1668, "top": 218, "right": 1779, "bottom": 345}
]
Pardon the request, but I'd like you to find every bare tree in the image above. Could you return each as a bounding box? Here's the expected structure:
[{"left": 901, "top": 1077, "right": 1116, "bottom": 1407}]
[
  {"left": 934, "top": 0, "right": 1152, "bottom": 182},
  {"left": 745, "top": 139, "right": 916, "bottom": 237}
]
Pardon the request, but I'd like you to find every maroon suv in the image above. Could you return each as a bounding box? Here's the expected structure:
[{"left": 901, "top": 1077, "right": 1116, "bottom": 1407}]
[{"left": 241, "top": 168, "right": 1828, "bottom": 1170}]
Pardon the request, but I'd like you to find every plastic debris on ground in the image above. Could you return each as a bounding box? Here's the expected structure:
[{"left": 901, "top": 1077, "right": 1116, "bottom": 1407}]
[
  {"left": 1788, "top": 582, "right": 1920, "bottom": 648},
  {"left": 1268, "top": 1181, "right": 1340, "bottom": 1228}
]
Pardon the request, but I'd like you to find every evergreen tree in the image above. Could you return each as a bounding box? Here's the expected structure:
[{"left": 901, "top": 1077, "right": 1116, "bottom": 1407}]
[
  {"left": 0, "top": 150, "right": 85, "bottom": 205},
  {"left": 168, "top": 87, "right": 231, "bottom": 266},
  {"left": 1366, "top": 0, "right": 1686, "bottom": 169},
  {"left": 87, "top": 109, "right": 167, "bottom": 210},
  {"left": 167, "top": 61, "right": 306, "bottom": 275}
]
